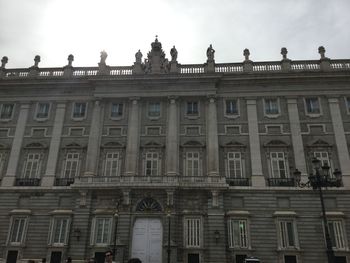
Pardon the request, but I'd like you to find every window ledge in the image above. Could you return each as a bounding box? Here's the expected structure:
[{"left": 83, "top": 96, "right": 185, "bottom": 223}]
[
  {"left": 148, "top": 116, "right": 161, "bottom": 120},
  {"left": 34, "top": 118, "right": 49, "bottom": 122},
  {"left": 110, "top": 116, "right": 123, "bottom": 121},
  {"left": 185, "top": 115, "right": 200, "bottom": 120},
  {"left": 264, "top": 114, "right": 280, "bottom": 118},
  {"left": 71, "top": 117, "right": 85, "bottom": 121},
  {"left": 224, "top": 114, "right": 240, "bottom": 119},
  {"left": 0, "top": 119, "right": 12, "bottom": 122},
  {"left": 306, "top": 113, "right": 322, "bottom": 118}
]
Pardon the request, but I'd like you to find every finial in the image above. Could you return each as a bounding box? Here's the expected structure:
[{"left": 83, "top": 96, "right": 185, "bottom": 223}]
[
  {"left": 67, "top": 54, "right": 74, "bottom": 66},
  {"left": 1, "top": 56, "right": 8, "bottom": 69},
  {"left": 281, "top": 47, "right": 288, "bottom": 60},
  {"left": 318, "top": 46, "right": 326, "bottom": 59},
  {"left": 243, "top": 49, "right": 250, "bottom": 61},
  {"left": 34, "top": 55, "right": 41, "bottom": 67}
]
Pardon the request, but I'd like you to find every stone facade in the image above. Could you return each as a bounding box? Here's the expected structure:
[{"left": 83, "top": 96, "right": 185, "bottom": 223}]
[{"left": 0, "top": 40, "right": 350, "bottom": 263}]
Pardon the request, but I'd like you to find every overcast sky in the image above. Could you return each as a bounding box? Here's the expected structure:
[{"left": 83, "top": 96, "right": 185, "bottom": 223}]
[{"left": 0, "top": 0, "right": 349, "bottom": 68}]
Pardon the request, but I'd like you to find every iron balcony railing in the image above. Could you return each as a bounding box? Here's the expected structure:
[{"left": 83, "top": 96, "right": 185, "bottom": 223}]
[
  {"left": 226, "top": 178, "right": 251, "bottom": 186},
  {"left": 15, "top": 178, "right": 41, "bottom": 186},
  {"left": 55, "top": 178, "right": 75, "bottom": 186},
  {"left": 267, "top": 177, "right": 296, "bottom": 187}
]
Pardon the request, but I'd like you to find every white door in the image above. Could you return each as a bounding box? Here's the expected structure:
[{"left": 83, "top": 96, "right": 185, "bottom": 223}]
[{"left": 131, "top": 218, "right": 163, "bottom": 263}]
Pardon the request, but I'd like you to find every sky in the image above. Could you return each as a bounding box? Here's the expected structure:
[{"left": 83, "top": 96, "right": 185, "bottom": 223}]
[{"left": 0, "top": 0, "right": 349, "bottom": 69}]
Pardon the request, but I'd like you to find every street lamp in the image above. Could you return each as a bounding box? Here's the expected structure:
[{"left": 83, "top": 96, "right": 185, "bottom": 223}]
[
  {"left": 113, "top": 200, "right": 121, "bottom": 261},
  {"left": 166, "top": 208, "right": 171, "bottom": 263},
  {"left": 294, "top": 157, "right": 342, "bottom": 263}
]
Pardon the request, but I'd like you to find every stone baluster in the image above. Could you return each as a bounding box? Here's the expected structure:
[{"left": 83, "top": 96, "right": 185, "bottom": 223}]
[
  {"left": 125, "top": 98, "right": 140, "bottom": 176},
  {"left": 246, "top": 99, "right": 264, "bottom": 187},
  {"left": 328, "top": 98, "right": 350, "bottom": 187},
  {"left": 287, "top": 98, "right": 307, "bottom": 181},
  {"left": 2, "top": 103, "right": 30, "bottom": 186},
  {"left": 207, "top": 96, "right": 219, "bottom": 176},
  {"left": 42, "top": 103, "right": 67, "bottom": 186},
  {"left": 84, "top": 100, "right": 103, "bottom": 176},
  {"left": 166, "top": 97, "right": 179, "bottom": 176}
]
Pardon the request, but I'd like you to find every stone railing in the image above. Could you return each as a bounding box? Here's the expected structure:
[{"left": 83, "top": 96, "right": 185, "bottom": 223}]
[
  {"left": 72, "top": 175, "right": 227, "bottom": 188},
  {"left": 2, "top": 59, "right": 350, "bottom": 80}
]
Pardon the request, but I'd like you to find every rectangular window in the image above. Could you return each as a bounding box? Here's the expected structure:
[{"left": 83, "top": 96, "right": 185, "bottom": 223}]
[
  {"left": 52, "top": 218, "right": 69, "bottom": 245},
  {"left": 36, "top": 103, "right": 50, "bottom": 119},
  {"left": 270, "top": 152, "right": 287, "bottom": 178},
  {"left": 23, "top": 153, "right": 41, "bottom": 178},
  {"left": 0, "top": 152, "right": 4, "bottom": 175},
  {"left": 94, "top": 217, "right": 112, "bottom": 245},
  {"left": 186, "top": 152, "right": 200, "bottom": 177},
  {"left": 111, "top": 103, "right": 123, "bottom": 118},
  {"left": 284, "top": 255, "right": 297, "bottom": 263},
  {"left": 187, "top": 101, "right": 198, "bottom": 115},
  {"left": 145, "top": 152, "right": 159, "bottom": 176},
  {"left": 346, "top": 97, "right": 350, "bottom": 113},
  {"left": 72, "top": 102, "right": 87, "bottom": 119},
  {"left": 227, "top": 152, "right": 243, "bottom": 178},
  {"left": 104, "top": 152, "right": 119, "bottom": 176},
  {"left": 185, "top": 218, "right": 201, "bottom": 248},
  {"left": 328, "top": 220, "right": 346, "bottom": 250},
  {"left": 313, "top": 152, "right": 332, "bottom": 175},
  {"left": 265, "top": 98, "right": 279, "bottom": 115},
  {"left": 0, "top": 103, "right": 14, "bottom": 119},
  {"left": 279, "top": 220, "right": 296, "bottom": 248},
  {"left": 305, "top": 98, "right": 320, "bottom": 114},
  {"left": 228, "top": 219, "right": 248, "bottom": 248},
  {"left": 64, "top": 153, "right": 80, "bottom": 178},
  {"left": 9, "top": 217, "right": 27, "bottom": 244},
  {"left": 226, "top": 99, "right": 238, "bottom": 115},
  {"left": 148, "top": 102, "right": 161, "bottom": 117}
]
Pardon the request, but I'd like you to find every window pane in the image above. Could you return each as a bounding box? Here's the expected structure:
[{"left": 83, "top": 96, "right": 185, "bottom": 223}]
[
  {"left": 226, "top": 100, "right": 238, "bottom": 114},
  {"left": 0, "top": 104, "right": 14, "bottom": 119},
  {"left": 37, "top": 103, "right": 50, "bottom": 118},
  {"left": 111, "top": 103, "right": 123, "bottom": 117}
]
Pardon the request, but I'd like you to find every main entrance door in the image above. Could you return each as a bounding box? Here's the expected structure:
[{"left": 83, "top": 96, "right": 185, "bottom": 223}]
[{"left": 131, "top": 218, "right": 163, "bottom": 263}]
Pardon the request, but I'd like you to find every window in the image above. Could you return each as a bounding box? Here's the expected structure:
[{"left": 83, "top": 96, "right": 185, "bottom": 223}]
[
  {"left": 9, "top": 217, "right": 27, "bottom": 244},
  {"left": 0, "top": 152, "right": 5, "bottom": 176},
  {"left": 187, "top": 101, "right": 199, "bottom": 115},
  {"left": 328, "top": 220, "right": 346, "bottom": 250},
  {"left": 305, "top": 97, "right": 321, "bottom": 115},
  {"left": 185, "top": 217, "right": 201, "bottom": 248},
  {"left": 185, "top": 152, "right": 200, "bottom": 176},
  {"left": 111, "top": 103, "right": 123, "bottom": 118},
  {"left": 345, "top": 97, "right": 350, "bottom": 114},
  {"left": 227, "top": 152, "right": 243, "bottom": 178},
  {"left": 270, "top": 152, "right": 287, "bottom": 178},
  {"left": 93, "top": 217, "right": 112, "bottom": 245},
  {"left": 36, "top": 102, "right": 50, "bottom": 119},
  {"left": 23, "top": 153, "right": 41, "bottom": 178},
  {"left": 284, "top": 255, "right": 297, "bottom": 263},
  {"left": 313, "top": 151, "right": 332, "bottom": 175},
  {"left": 145, "top": 152, "right": 159, "bottom": 176},
  {"left": 264, "top": 98, "right": 279, "bottom": 115},
  {"left": 104, "top": 152, "right": 119, "bottom": 176},
  {"left": 51, "top": 217, "right": 70, "bottom": 245},
  {"left": 0, "top": 103, "right": 14, "bottom": 120},
  {"left": 63, "top": 152, "right": 80, "bottom": 178},
  {"left": 148, "top": 102, "right": 161, "bottom": 117},
  {"left": 278, "top": 220, "right": 297, "bottom": 248},
  {"left": 228, "top": 219, "right": 248, "bottom": 248},
  {"left": 72, "top": 102, "right": 87, "bottom": 119},
  {"left": 225, "top": 99, "right": 239, "bottom": 115}
]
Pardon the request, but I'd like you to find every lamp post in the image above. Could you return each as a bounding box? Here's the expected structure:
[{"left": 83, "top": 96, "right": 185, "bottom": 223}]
[
  {"left": 113, "top": 201, "right": 121, "bottom": 261},
  {"left": 294, "top": 157, "right": 342, "bottom": 263},
  {"left": 166, "top": 208, "right": 171, "bottom": 263}
]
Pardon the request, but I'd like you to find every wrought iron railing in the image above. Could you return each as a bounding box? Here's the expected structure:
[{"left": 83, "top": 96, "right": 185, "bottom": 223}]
[
  {"left": 15, "top": 178, "right": 41, "bottom": 186},
  {"left": 267, "top": 177, "right": 296, "bottom": 187},
  {"left": 55, "top": 178, "right": 75, "bottom": 186},
  {"left": 226, "top": 178, "right": 250, "bottom": 186}
]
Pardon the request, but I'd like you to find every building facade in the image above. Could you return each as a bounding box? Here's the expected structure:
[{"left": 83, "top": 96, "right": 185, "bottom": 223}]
[{"left": 0, "top": 39, "right": 350, "bottom": 263}]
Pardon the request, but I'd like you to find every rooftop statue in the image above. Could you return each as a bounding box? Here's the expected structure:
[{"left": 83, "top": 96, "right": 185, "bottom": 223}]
[
  {"left": 207, "top": 44, "right": 215, "bottom": 62},
  {"left": 170, "top": 46, "right": 178, "bottom": 62},
  {"left": 135, "top": 49, "right": 142, "bottom": 64},
  {"left": 100, "top": 50, "right": 108, "bottom": 64}
]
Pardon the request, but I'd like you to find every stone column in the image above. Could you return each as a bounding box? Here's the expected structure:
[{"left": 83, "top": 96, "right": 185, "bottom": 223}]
[
  {"left": 328, "top": 98, "right": 350, "bottom": 187},
  {"left": 207, "top": 97, "right": 219, "bottom": 176},
  {"left": 125, "top": 98, "right": 140, "bottom": 176},
  {"left": 2, "top": 103, "right": 30, "bottom": 186},
  {"left": 42, "top": 103, "right": 66, "bottom": 186},
  {"left": 84, "top": 100, "right": 103, "bottom": 176},
  {"left": 287, "top": 98, "right": 307, "bottom": 180},
  {"left": 166, "top": 97, "right": 179, "bottom": 176},
  {"left": 246, "top": 99, "right": 264, "bottom": 187}
]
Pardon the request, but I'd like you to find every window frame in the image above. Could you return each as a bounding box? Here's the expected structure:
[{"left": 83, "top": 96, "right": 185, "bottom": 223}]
[
  {"left": 228, "top": 218, "right": 250, "bottom": 249},
  {"left": 313, "top": 151, "right": 332, "bottom": 175},
  {"left": 345, "top": 97, "right": 350, "bottom": 115},
  {"left": 35, "top": 102, "right": 51, "bottom": 121},
  {"left": 110, "top": 102, "right": 124, "bottom": 120},
  {"left": 184, "top": 216, "right": 202, "bottom": 248},
  {"left": 185, "top": 151, "right": 201, "bottom": 177},
  {"left": 90, "top": 216, "right": 113, "bottom": 246},
  {"left": 264, "top": 98, "right": 280, "bottom": 117},
  {"left": 71, "top": 102, "right": 87, "bottom": 120},
  {"left": 0, "top": 103, "right": 15, "bottom": 121},
  {"left": 103, "top": 151, "right": 120, "bottom": 177},
  {"left": 226, "top": 152, "right": 244, "bottom": 179},
  {"left": 63, "top": 152, "right": 81, "bottom": 178},
  {"left": 269, "top": 152, "right": 288, "bottom": 179},
  {"left": 7, "top": 216, "right": 29, "bottom": 246},
  {"left": 277, "top": 219, "right": 299, "bottom": 249},
  {"left": 147, "top": 102, "right": 161, "bottom": 119},
  {"left": 304, "top": 97, "right": 322, "bottom": 117},
  {"left": 186, "top": 101, "right": 200, "bottom": 118},
  {"left": 327, "top": 219, "right": 347, "bottom": 250},
  {"left": 224, "top": 99, "right": 240, "bottom": 118},
  {"left": 22, "top": 152, "right": 42, "bottom": 179},
  {"left": 144, "top": 151, "right": 160, "bottom": 176},
  {"left": 49, "top": 216, "right": 71, "bottom": 246}
]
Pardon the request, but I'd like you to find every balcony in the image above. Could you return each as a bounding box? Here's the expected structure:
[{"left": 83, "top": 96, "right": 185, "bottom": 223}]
[
  {"left": 15, "top": 178, "right": 41, "bottom": 186},
  {"left": 226, "top": 178, "right": 251, "bottom": 186},
  {"left": 267, "top": 177, "right": 296, "bottom": 187},
  {"left": 55, "top": 178, "right": 75, "bottom": 186}
]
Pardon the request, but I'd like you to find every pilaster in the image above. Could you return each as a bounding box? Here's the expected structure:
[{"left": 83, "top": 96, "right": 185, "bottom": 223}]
[
  {"left": 125, "top": 98, "right": 140, "bottom": 176},
  {"left": 166, "top": 97, "right": 179, "bottom": 176},
  {"left": 246, "top": 99, "right": 264, "bottom": 187},
  {"left": 2, "top": 103, "right": 30, "bottom": 186},
  {"left": 84, "top": 100, "right": 103, "bottom": 176},
  {"left": 328, "top": 98, "right": 350, "bottom": 188},
  {"left": 42, "top": 103, "right": 66, "bottom": 186},
  {"left": 207, "top": 97, "right": 219, "bottom": 176}
]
